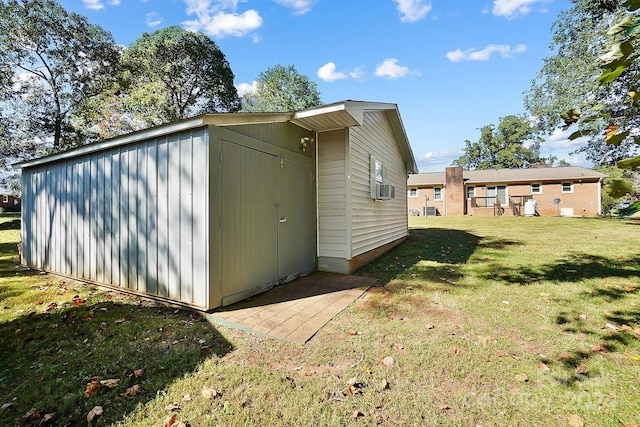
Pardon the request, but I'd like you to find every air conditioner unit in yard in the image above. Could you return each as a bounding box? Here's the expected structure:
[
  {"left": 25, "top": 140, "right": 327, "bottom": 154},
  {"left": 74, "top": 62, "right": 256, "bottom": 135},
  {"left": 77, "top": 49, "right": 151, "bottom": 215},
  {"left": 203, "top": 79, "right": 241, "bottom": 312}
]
[{"left": 375, "top": 183, "right": 395, "bottom": 200}]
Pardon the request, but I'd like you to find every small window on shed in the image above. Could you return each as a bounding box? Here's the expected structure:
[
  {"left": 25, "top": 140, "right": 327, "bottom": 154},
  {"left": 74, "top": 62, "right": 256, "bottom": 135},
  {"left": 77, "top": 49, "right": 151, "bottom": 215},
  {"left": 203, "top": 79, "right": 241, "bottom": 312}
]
[
  {"left": 434, "top": 187, "right": 443, "bottom": 201},
  {"left": 531, "top": 183, "right": 541, "bottom": 194},
  {"left": 408, "top": 188, "right": 418, "bottom": 198},
  {"left": 561, "top": 182, "right": 573, "bottom": 193},
  {"left": 2, "top": 195, "right": 7, "bottom": 203}
]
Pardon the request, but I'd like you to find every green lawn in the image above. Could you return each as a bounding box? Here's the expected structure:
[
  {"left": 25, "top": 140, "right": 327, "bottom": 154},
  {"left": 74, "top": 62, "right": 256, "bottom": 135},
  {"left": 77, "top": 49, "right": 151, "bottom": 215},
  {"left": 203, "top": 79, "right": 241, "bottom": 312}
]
[{"left": 1, "top": 215, "right": 639, "bottom": 426}]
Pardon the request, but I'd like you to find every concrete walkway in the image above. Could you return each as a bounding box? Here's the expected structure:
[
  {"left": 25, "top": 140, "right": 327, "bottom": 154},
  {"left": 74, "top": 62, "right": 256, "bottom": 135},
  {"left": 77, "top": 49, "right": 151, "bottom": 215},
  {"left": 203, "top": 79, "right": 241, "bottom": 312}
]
[{"left": 206, "top": 272, "right": 376, "bottom": 344}]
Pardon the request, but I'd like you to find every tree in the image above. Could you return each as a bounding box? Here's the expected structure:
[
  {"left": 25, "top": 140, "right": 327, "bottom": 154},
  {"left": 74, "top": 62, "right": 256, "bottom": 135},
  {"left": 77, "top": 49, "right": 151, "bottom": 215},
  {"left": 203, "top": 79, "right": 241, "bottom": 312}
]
[
  {"left": 120, "top": 26, "right": 240, "bottom": 129},
  {"left": 241, "top": 64, "right": 321, "bottom": 112},
  {"left": 453, "top": 115, "right": 544, "bottom": 170},
  {"left": 0, "top": 0, "right": 121, "bottom": 150},
  {"left": 525, "top": 0, "right": 640, "bottom": 165}
]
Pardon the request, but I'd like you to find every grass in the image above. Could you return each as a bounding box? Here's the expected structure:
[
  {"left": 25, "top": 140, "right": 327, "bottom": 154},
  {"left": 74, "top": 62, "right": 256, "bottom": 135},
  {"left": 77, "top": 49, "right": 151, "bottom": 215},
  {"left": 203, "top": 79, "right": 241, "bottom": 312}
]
[{"left": 1, "top": 215, "right": 639, "bottom": 426}]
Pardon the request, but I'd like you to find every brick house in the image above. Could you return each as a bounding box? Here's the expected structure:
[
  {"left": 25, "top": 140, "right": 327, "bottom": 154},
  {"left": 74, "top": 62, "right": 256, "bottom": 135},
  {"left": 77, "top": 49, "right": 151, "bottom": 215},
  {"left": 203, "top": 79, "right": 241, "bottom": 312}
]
[
  {"left": 0, "top": 193, "right": 20, "bottom": 211},
  {"left": 407, "top": 166, "right": 606, "bottom": 217}
]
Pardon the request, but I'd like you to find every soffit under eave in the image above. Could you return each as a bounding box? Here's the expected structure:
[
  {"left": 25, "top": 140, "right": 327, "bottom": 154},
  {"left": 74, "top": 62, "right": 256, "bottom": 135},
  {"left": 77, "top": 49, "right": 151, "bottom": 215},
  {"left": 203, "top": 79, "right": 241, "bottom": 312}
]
[{"left": 290, "top": 109, "right": 362, "bottom": 132}]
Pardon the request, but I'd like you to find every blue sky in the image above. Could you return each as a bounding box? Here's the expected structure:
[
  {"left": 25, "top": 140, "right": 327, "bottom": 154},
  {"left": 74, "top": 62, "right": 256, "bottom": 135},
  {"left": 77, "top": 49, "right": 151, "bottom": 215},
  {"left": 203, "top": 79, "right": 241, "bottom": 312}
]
[{"left": 58, "top": 0, "right": 586, "bottom": 172}]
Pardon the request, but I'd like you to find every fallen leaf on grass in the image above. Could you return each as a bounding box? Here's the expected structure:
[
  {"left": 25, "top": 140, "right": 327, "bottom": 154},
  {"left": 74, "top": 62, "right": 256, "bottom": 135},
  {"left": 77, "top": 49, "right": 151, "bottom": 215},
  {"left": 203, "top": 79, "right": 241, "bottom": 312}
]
[
  {"left": 164, "top": 402, "right": 181, "bottom": 412},
  {"left": 591, "top": 344, "right": 607, "bottom": 353},
  {"left": 41, "top": 413, "right": 56, "bottom": 424},
  {"left": 558, "top": 352, "right": 572, "bottom": 360},
  {"left": 201, "top": 386, "right": 219, "bottom": 399},
  {"left": 182, "top": 394, "right": 191, "bottom": 402},
  {"left": 381, "top": 356, "right": 394, "bottom": 366},
  {"left": 344, "top": 378, "right": 364, "bottom": 396},
  {"left": 537, "top": 362, "right": 550, "bottom": 372},
  {"left": 352, "top": 410, "right": 364, "bottom": 419},
  {"left": 345, "top": 328, "right": 358, "bottom": 336},
  {"left": 575, "top": 365, "right": 588, "bottom": 375},
  {"left": 16, "top": 408, "right": 42, "bottom": 426},
  {"left": 624, "top": 352, "right": 640, "bottom": 361},
  {"left": 84, "top": 377, "right": 101, "bottom": 398},
  {"left": 99, "top": 379, "right": 119, "bottom": 388},
  {"left": 132, "top": 368, "right": 144, "bottom": 377},
  {"left": 392, "top": 342, "right": 405, "bottom": 352},
  {"left": 514, "top": 373, "right": 529, "bottom": 382},
  {"left": 124, "top": 384, "right": 140, "bottom": 398},
  {"left": 86, "top": 406, "right": 103, "bottom": 423},
  {"left": 567, "top": 414, "right": 584, "bottom": 426},
  {"left": 379, "top": 379, "right": 390, "bottom": 390},
  {"left": 1, "top": 402, "right": 14, "bottom": 411},
  {"left": 115, "top": 318, "right": 126, "bottom": 324},
  {"left": 163, "top": 414, "right": 177, "bottom": 427}
]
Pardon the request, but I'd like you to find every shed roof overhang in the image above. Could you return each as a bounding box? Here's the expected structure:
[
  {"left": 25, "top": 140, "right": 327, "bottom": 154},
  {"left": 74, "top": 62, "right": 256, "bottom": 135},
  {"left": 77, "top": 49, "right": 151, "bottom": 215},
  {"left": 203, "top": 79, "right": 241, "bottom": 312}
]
[
  {"left": 15, "top": 100, "right": 418, "bottom": 173},
  {"left": 292, "top": 100, "right": 418, "bottom": 173}
]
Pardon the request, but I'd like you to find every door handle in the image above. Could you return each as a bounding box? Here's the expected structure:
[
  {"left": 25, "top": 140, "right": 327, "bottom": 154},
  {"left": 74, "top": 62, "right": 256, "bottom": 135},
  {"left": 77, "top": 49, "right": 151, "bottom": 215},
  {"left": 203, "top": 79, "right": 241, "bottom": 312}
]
[{"left": 279, "top": 217, "right": 287, "bottom": 223}]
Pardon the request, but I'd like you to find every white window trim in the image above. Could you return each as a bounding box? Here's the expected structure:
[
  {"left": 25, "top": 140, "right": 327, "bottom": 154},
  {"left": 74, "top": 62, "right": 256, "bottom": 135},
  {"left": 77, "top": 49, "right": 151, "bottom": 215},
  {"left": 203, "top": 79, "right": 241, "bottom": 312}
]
[
  {"left": 2, "top": 195, "right": 7, "bottom": 203},
  {"left": 466, "top": 186, "right": 475, "bottom": 199},
  {"left": 407, "top": 188, "right": 418, "bottom": 198},
  {"left": 531, "top": 183, "right": 542, "bottom": 194},
  {"left": 561, "top": 182, "right": 573, "bottom": 193},
  {"left": 433, "top": 187, "right": 443, "bottom": 201}
]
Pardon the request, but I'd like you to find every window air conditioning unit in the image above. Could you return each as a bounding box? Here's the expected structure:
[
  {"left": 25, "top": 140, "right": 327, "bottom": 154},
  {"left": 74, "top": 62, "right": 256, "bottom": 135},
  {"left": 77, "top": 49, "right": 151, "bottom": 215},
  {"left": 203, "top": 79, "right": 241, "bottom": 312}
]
[{"left": 376, "top": 183, "right": 395, "bottom": 200}]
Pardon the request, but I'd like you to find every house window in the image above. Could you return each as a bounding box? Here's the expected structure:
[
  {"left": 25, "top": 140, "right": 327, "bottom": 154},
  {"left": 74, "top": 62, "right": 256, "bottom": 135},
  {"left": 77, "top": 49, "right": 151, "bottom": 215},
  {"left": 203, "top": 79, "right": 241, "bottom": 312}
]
[
  {"left": 370, "top": 154, "right": 394, "bottom": 200},
  {"left": 14, "top": 198, "right": 18, "bottom": 205},
  {"left": 466, "top": 186, "right": 475, "bottom": 199},
  {"left": 531, "top": 183, "right": 541, "bottom": 194},
  {"left": 433, "top": 187, "right": 442, "bottom": 201},
  {"left": 561, "top": 182, "right": 573, "bottom": 193},
  {"left": 374, "top": 159, "right": 384, "bottom": 183},
  {"left": 408, "top": 188, "right": 418, "bottom": 198},
  {"left": 2, "top": 195, "right": 7, "bottom": 204}
]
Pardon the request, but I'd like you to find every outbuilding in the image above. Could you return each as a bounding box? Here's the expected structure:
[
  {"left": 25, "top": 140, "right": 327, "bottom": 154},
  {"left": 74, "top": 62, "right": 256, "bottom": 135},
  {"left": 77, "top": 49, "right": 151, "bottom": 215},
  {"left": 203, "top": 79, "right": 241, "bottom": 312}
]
[{"left": 16, "top": 100, "right": 417, "bottom": 310}]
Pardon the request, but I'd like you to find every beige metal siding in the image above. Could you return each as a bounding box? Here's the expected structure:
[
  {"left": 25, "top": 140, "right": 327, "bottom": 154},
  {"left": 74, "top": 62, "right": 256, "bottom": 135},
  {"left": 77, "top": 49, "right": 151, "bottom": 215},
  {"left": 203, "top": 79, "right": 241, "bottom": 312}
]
[
  {"left": 349, "top": 111, "right": 408, "bottom": 257},
  {"left": 317, "top": 129, "right": 347, "bottom": 259},
  {"left": 20, "top": 129, "right": 210, "bottom": 309}
]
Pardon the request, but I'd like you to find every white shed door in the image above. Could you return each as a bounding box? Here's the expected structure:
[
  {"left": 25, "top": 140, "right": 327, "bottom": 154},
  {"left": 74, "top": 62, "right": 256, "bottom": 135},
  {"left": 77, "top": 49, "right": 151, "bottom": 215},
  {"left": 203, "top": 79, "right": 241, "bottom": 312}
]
[
  {"left": 277, "top": 158, "right": 316, "bottom": 282},
  {"left": 221, "top": 140, "right": 278, "bottom": 306}
]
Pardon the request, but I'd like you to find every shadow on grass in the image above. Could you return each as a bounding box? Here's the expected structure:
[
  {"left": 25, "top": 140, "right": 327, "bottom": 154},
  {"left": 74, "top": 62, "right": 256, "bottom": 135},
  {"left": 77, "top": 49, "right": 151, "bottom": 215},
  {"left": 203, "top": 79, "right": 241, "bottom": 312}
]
[
  {"left": 490, "top": 253, "right": 640, "bottom": 286},
  {"left": 0, "top": 300, "right": 232, "bottom": 426},
  {"left": 357, "top": 228, "right": 518, "bottom": 291}
]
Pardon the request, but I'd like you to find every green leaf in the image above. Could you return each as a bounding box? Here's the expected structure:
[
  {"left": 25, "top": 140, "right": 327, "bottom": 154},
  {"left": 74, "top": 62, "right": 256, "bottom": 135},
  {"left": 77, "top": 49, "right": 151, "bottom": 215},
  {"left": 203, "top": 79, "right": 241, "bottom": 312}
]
[
  {"left": 600, "top": 65, "right": 628, "bottom": 83},
  {"left": 623, "top": 0, "right": 640, "bottom": 11},
  {"left": 618, "top": 155, "right": 640, "bottom": 169},
  {"left": 568, "top": 130, "right": 594, "bottom": 140},
  {"left": 605, "top": 130, "right": 630, "bottom": 146},
  {"left": 607, "top": 15, "right": 636, "bottom": 35},
  {"left": 606, "top": 178, "right": 634, "bottom": 198}
]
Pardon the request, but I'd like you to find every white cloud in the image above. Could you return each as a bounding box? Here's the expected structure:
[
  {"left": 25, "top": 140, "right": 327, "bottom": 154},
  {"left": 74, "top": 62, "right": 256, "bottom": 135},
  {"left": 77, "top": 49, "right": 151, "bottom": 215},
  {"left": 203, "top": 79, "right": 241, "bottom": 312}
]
[
  {"left": 492, "top": 0, "right": 548, "bottom": 19},
  {"left": 273, "top": 0, "right": 315, "bottom": 15},
  {"left": 393, "top": 0, "right": 432, "bottom": 23},
  {"left": 420, "top": 149, "right": 463, "bottom": 171},
  {"left": 81, "top": 0, "right": 120, "bottom": 9},
  {"left": 82, "top": 0, "right": 104, "bottom": 10},
  {"left": 446, "top": 44, "right": 526, "bottom": 62},
  {"left": 146, "top": 12, "right": 162, "bottom": 27},
  {"left": 374, "top": 58, "right": 410, "bottom": 79},
  {"left": 544, "top": 128, "right": 587, "bottom": 150},
  {"left": 235, "top": 81, "right": 257, "bottom": 97},
  {"left": 317, "top": 62, "right": 347, "bottom": 82},
  {"left": 183, "top": 0, "right": 263, "bottom": 38}
]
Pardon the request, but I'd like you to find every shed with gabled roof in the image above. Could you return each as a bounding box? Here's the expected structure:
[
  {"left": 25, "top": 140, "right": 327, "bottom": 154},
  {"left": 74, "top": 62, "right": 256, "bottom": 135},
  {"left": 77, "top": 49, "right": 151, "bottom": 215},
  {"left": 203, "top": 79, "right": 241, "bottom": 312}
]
[{"left": 16, "top": 100, "right": 416, "bottom": 310}]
